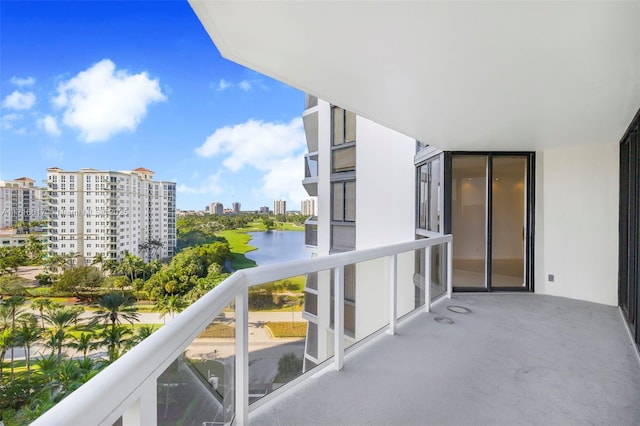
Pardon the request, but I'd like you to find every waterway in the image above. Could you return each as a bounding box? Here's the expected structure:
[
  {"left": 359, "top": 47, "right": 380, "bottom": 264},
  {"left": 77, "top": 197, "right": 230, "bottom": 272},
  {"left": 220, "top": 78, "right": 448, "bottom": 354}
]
[{"left": 245, "top": 231, "right": 309, "bottom": 266}]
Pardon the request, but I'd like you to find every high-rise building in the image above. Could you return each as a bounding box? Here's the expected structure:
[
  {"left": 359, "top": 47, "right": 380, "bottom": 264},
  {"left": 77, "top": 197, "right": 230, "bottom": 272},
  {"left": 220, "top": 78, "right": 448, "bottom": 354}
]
[
  {"left": 209, "top": 202, "right": 224, "bottom": 215},
  {"left": 300, "top": 198, "right": 316, "bottom": 216},
  {"left": 45, "top": 167, "right": 176, "bottom": 265},
  {"left": 259, "top": 206, "right": 270, "bottom": 214},
  {"left": 0, "top": 177, "right": 44, "bottom": 228},
  {"left": 273, "top": 199, "right": 286, "bottom": 215},
  {"left": 231, "top": 202, "right": 241, "bottom": 214}
]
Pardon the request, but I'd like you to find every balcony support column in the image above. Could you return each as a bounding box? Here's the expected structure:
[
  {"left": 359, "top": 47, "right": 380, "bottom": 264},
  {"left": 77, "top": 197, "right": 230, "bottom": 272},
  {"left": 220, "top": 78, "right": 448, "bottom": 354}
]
[
  {"left": 235, "top": 288, "right": 249, "bottom": 425},
  {"left": 424, "top": 246, "right": 431, "bottom": 312},
  {"left": 447, "top": 240, "right": 453, "bottom": 299},
  {"left": 388, "top": 254, "right": 398, "bottom": 335},
  {"left": 334, "top": 265, "right": 345, "bottom": 371},
  {"left": 122, "top": 378, "right": 157, "bottom": 426}
]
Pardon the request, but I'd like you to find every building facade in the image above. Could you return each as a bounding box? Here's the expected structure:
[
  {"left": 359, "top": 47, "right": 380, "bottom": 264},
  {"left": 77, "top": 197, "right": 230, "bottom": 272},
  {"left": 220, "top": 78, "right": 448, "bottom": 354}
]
[
  {"left": 273, "top": 199, "right": 286, "bottom": 215},
  {"left": 0, "top": 177, "right": 44, "bottom": 229},
  {"left": 300, "top": 198, "right": 316, "bottom": 216},
  {"left": 209, "top": 202, "right": 224, "bottom": 215},
  {"left": 45, "top": 167, "right": 176, "bottom": 264},
  {"left": 231, "top": 202, "right": 241, "bottom": 214}
]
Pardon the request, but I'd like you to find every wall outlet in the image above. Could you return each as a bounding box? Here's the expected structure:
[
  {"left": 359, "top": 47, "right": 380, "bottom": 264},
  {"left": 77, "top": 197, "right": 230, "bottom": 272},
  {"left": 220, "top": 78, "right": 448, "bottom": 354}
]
[{"left": 548, "top": 274, "right": 555, "bottom": 282}]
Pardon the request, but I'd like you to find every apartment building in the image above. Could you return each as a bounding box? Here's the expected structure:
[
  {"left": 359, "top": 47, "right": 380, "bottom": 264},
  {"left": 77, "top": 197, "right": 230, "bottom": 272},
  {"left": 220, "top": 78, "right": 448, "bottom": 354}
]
[
  {"left": 45, "top": 167, "right": 176, "bottom": 264},
  {"left": 273, "top": 199, "right": 286, "bottom": 215},
  {"left": 300, "top": 198, "right": 315, "bottom": 216},
  {"left": 231, "top": 202, "right": 241, "bottom": 214},
  {"left": 209, "top": 202, "right": 224, "bottom": 215},
  {"left": 0, "top": 177, "right": 44, "bottom": 228}
]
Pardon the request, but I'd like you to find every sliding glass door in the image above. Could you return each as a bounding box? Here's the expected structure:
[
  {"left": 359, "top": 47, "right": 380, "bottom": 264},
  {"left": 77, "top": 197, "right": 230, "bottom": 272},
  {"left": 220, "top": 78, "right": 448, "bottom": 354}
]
[
  {"left": 619, "top": 111, "right": 639, "bottom": 348},
  {"left": 446, "top": 153, "right": 534, "bottom": 291}
]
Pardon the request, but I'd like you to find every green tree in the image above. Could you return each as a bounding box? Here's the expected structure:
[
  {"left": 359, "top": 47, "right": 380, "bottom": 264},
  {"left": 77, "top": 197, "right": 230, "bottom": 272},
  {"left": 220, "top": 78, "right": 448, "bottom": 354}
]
[
  {"left": 92, "top": 293, "right": 140, "bottom": 331},
  {"left": 24, "top": 235, "right": 44, "bottom": 264},
  {"left": 43, "top": 307, "right": 81, "bottom": 357},
  {"left": 31, "top": 297, "right": 53, "bottom": 329},
  {"left": 99, "top": 324, "right": 132, "bottom": 362},
  {"left": 0, "top": 246, "right": 27, "bottom": 275},
  {"left": 275, "top": 353, "right": 303, "bottom": 383},
  {"left": 117, "top": 251, "right": 144, "bottom": 284},
  {"left": 0, "top": 328, "right": 12, "bottom": 382},
  {"left": 154, "top": 294, "right": 187, "bottom": 324},
  {"left": 53, "top": 266, "right": 104, "bottom": 297},
  {"left": 3, "top": 295, "right": 26, "bottom": 383},
  {"left": 15, "top": 315, "right": 41, "bottom": 385},
  {"left": 68, "top": 332, "right": 98, "bottom": 361}
]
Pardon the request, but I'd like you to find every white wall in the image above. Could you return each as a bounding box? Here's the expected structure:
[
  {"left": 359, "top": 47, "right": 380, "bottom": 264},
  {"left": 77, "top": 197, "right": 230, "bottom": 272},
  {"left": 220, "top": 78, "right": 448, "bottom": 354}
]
[
  {"left": 536, "top": 143, "right": 619, "bottom": 305},
  {"left": 355, "top": 117, "right": 417, "bottom": 334}
]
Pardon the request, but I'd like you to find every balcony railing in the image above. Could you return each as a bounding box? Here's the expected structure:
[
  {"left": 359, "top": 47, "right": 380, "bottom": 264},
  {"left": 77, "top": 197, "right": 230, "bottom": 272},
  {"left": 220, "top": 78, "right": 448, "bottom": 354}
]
[{"left": 33, "top": 235, "right": 452, "bottom": 426}]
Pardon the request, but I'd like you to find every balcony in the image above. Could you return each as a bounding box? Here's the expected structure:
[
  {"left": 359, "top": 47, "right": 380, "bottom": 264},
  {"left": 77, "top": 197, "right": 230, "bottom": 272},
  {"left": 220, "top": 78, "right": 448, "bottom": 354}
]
[
  {"left": 304, "top": 217, "right": 318, "bottom": 247},
  {"left": 32, "top": 235, "right": 640, "bottom": 425},
  {"left": 302, "top": 153, "right": 318, "bottom": 196}
]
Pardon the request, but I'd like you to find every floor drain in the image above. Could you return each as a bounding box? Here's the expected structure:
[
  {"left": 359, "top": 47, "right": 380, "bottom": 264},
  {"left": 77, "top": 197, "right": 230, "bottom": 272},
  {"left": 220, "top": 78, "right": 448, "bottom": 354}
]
[
  {"left": 447, "top": 305, "right": 472, "bottom": 314},
  {"left": 434, "top": 316, "right": 455, "bottom": 325}
]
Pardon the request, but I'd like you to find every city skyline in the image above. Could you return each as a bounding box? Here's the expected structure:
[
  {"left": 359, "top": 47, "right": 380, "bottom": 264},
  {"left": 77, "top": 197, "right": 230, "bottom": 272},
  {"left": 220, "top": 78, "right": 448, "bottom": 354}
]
[{"left": 0, "top": 1, "right": 307, "bottom": 211}]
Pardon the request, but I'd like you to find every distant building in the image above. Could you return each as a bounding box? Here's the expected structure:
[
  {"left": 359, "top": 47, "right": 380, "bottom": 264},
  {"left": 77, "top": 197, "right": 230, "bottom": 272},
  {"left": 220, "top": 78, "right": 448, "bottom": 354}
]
[
  {"left": 45, "top": 167, "right": 176, "bottom": 264},
  {"left": 0, "top": 177, "right": 44, "bottom": 228},
  {"left": 210, "top": 202, "right": 224, "bottom": 215},
  {"left": 274, "top": 199, "right": 286, "bottom": 215},
  {"left": 259, "top": 206, "right": 270, "bottom": 214},
  {"left": 300, "top": 198, "right": 316, "bottom": 216},
  {"left": 232, "top": 202, "right": 241, "bottom": 214}
]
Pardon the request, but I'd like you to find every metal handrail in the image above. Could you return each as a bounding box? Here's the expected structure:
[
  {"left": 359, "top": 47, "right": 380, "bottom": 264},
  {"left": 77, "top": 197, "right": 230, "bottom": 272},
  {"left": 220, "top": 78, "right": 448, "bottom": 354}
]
[{"left": 33, "top": 234, "right": 452, "bottom": 426}]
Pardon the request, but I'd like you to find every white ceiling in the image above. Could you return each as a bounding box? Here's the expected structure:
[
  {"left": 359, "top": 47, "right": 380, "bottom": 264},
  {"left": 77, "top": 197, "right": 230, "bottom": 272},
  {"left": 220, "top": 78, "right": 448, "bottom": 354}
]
[{"left": 189, "top": 1, "right": 640, "bottom": 151}]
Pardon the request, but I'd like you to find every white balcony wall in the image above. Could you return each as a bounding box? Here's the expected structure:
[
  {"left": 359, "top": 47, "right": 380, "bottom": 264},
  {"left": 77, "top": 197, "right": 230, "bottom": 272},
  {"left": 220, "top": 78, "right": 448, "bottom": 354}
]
[
  {"left": 356, "top": 116, "right": 417, "bottom": 319},
  {"left": 536, "top": 143, "right": 619, "bottom": 305}
]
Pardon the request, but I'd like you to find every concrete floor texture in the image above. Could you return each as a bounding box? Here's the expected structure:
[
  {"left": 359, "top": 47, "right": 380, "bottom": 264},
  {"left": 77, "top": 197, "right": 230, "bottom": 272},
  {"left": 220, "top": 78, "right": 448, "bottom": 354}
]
[{"left": 251, "top": 294, "right": 640, "bottom": 426}]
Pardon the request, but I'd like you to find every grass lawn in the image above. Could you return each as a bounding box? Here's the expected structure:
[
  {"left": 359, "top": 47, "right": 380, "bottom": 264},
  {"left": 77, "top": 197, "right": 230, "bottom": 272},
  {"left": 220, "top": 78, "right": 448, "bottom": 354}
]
[
  {"left": 66, "top": 323, "right": 160, "bottom": 339},
  {"left": 265, "top": 322, "right": 307, "bottom": 338},
  {"left": 198, "top": 322, "right": 235, "bottom": 338},
  {"left": 274, "top": 222, "right": 304, "bottom": 231},
  {"left": 217, "top": 230, "right": 258, "bottom": 270}
]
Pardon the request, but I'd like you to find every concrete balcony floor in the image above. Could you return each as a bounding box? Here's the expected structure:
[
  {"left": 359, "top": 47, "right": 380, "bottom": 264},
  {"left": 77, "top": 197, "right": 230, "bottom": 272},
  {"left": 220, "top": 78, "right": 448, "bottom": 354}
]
[{"left": 252, "top": 293, "right": 640, "bottom": 425}]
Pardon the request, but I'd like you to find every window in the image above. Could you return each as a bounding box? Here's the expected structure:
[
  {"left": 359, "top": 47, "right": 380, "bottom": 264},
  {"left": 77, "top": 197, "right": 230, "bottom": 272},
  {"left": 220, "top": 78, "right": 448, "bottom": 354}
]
[
  {"left": 332, "top": 181, "right": 356, "bottom": 222},
  {"left": 417, "top": 157, "right": 441, "bottom": 232},
  {"left": 331, "top": 107, "right": 356, "bottom": 173}
]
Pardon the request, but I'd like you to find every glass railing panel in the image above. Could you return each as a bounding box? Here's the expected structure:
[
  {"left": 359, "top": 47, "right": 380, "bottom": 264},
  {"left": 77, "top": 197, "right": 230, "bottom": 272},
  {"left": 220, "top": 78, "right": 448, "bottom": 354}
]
[
  {"left": 430, "top": 243, "right": 448, "bottom": 301},
  {"left": 247, "top": 275, "right": 306, "bottom": 403},
  {"left": 157, "top": 301, "right": 235, "bottom": 425}
]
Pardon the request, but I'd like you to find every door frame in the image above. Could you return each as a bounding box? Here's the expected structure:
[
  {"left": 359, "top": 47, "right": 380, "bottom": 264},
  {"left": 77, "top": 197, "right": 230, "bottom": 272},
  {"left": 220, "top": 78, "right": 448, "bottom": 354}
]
[
  {"left": 619, "top": 108, "right": 640, "bottom": 348},
  {"left": 443, "top": 151, "right": 536, "bottom": 292}
]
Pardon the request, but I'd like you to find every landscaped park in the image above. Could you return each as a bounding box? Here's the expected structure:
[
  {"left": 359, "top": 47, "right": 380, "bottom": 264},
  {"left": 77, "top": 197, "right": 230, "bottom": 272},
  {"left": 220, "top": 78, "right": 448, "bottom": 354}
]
[{"left": 0, "top": 213, "right": 309, "bottom": 424}]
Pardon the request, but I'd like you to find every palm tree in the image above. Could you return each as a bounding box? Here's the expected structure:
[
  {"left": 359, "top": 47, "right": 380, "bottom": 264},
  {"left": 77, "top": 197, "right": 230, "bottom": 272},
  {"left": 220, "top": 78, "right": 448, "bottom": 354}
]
[
  {"left": 68, "top": 332, "right": 98, "bottom": 361},
  {"left": 118, "top": 251, "right": 143, "bottom": 284},
  {"left": 155, "top": 294, "right": 187, "bottom": 324},
  {"left": 128, "top": 324, "right": 156, "bottom": 348},
  {"left": 3, "top": 295, "right": 25, "bottom": 383},
  {"left": 99, "top": 324, "right": 132, "bottom": 362},
  {"left": 15, "top": 315, "right": 41, "bottom": 385},
  {"left": 31, "top": 297, "right": 53, "bottom": 329},
  {"left": 102, "top": 258, "right": 119, "bottom": 276},
  {"left": 92, "top": 293, "right": 140, "bottom": 331},
  {"left": 0, "top": 328, "right": 12, "bottom": 382},
  {"left": 91, "top": 252, "right": 104, "bottom": 270},
  {"left": 43, "top": 307, "right": 81, "bottom": 357}
]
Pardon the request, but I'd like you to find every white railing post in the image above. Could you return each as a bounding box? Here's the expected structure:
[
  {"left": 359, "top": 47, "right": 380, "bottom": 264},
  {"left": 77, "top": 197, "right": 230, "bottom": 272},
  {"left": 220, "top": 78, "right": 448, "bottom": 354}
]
[
  {"left": 447, "top": 239, "right": 453, "bottom": 298},
  {"left": 334, "top": 265, "right": 345, "bottom": 371},
  {"left": 235, "top": 289, "right": 249, "bottom": 425},
  {"left": 424, "top": 246, "right": 431, "bottom": 312},
  {"left": 122, "top": 378, "right": 157, "bottom": 426},
  {"left": 388, "top": 254, "right": 397, "bottom": 335}
]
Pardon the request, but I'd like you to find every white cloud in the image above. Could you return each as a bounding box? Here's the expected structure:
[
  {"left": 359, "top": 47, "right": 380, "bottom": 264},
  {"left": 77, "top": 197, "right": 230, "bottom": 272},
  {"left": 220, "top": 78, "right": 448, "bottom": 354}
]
[
  {"left": 3, "top": 91, "right": 36, "bottom": 110},
  {"left": 38, "top": 115, "right": 61, "bottom": 136},
  {"left": 53, "top": 59, "right": 167, "bottom": 142},
  {"left": 238, "top": 80, "right": 252, "bottom": 91},
  {"left": 216, "top": 79, "right": 231, "bottom": 91},
  {"left": 259, "top": 155, "right": 308, "bottom": 205},
  {"left": 1, "top": 113, "right": 22, "bottom": 130},
  {"left": 177, "top": 172, "right": 224, "bottom": 195},
  {"left": 195, "top": 117, "right": 305, "bottom": 172},
  {"left": 195, "top": 117, "right": 306, "bottom": 205},
  {"left": 10, "top": 76, "right": 35, "bottom": 87}
]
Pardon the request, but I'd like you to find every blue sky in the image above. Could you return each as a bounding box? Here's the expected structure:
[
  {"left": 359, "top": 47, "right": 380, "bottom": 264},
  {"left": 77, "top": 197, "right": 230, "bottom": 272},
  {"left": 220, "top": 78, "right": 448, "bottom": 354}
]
[{"left": 0, "top": 0, "right": 307, "bottom": 211}]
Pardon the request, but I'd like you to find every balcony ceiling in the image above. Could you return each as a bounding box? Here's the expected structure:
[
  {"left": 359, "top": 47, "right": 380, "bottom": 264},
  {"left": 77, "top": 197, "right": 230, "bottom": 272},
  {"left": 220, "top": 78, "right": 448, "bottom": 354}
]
[{"left": 190, "top": 1, "right": 639, "bottom": 151}]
